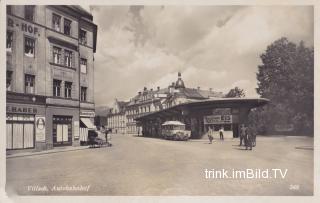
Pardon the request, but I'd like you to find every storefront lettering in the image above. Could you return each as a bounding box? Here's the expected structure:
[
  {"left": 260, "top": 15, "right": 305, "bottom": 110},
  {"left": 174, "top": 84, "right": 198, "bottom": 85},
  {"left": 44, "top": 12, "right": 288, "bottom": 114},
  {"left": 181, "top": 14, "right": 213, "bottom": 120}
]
[
  {"left": 6, "top": 106, "right": 37, "bottom": 114},
  {"left": 7, "top": 17, "right": 39, "bottom": 36}
]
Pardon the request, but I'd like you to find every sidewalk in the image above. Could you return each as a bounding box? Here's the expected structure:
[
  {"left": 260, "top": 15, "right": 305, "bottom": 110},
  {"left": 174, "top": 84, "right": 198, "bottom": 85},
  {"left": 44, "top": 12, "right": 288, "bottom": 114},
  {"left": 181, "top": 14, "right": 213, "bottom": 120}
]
[{"left": 6, "top": 145, "right": 90, "bottom": 159}]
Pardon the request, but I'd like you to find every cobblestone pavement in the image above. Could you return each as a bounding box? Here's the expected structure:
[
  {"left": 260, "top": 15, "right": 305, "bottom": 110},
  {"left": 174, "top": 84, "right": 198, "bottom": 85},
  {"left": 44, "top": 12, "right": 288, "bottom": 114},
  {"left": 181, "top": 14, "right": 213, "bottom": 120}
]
[{"left": 6, "top": 134, "right": 313, "bottom": 196}]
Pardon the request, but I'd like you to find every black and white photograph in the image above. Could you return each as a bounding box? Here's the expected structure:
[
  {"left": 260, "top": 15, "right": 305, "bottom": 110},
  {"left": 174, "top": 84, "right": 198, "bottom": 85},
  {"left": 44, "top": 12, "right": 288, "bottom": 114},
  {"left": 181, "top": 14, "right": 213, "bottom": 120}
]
[{"left": 0, "top": 0, "right": 318, "bottom": 202}]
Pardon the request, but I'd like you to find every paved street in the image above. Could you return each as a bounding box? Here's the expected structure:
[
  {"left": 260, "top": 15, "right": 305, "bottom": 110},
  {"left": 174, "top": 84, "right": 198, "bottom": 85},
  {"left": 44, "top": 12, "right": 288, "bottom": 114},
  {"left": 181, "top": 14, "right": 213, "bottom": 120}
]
[{"left": 6, "top": 134, "right": 313, "bottom": 196}]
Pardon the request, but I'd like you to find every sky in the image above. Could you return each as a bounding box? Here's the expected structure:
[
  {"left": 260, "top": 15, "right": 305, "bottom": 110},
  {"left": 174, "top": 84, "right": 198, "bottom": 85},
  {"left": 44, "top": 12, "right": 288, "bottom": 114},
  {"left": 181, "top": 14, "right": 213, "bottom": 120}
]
[{"left": 90, "top": 6, "right": 313, "bottom": 107}]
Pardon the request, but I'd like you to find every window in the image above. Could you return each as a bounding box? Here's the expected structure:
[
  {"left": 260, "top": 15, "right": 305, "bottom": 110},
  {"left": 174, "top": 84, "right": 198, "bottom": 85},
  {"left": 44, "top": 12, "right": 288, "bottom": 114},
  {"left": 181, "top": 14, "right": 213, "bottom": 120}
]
[
  {"left": 7, "top": 5, "right": 12, "bottom": 14},
  {"left": 53, "top": 80, "right": 61, "bottom": 97},
  {"left": 81, "top": 86, "right": 87, "bottom": 101},
  {"left": 7, "top": 71, "right": 12, "bottom": 91},
  {"left": 7, "top": 31, "right": 13, "bottom": 51},
  {"left": 52, "top": 14, "right": 61, "bottom": 32},
  {"left": 53, "top": 46, "right": 61, "bottom": 64},
  {"left": 64, "top": 19, "right": 71, "bottom": 35},
  {"left": 80, "top": 58, "right": 87, "bottom": 73},
  {"left": 64, "top": 50, "right": 72, "bottom": 67},
  {"left": 64, "top": 82, "right": 72, "bottom": 98},
  {"left": 25, "top": 74, "right": 35, "bottom": 94},
  {"left": 24, "top": 37, "right": 35, "bottom": 57},
  {"left": 79, "top": 29, "right": 87, "bottom": 45},
  {"left": 24, "top": 6, "right": 35, "bottom": 22}
]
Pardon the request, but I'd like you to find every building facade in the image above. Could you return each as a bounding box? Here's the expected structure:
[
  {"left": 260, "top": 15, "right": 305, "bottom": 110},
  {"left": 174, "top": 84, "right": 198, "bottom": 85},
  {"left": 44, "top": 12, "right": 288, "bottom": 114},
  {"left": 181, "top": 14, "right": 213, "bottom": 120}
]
[
  {"left": 106, "top": 100, "right": 128, "bottom": 134},
  {"left": 125, "top": 72, "right": 224, "bottom": 135},
  {"left": 6, "top": 5, "right": 97, "bottom": 151}
]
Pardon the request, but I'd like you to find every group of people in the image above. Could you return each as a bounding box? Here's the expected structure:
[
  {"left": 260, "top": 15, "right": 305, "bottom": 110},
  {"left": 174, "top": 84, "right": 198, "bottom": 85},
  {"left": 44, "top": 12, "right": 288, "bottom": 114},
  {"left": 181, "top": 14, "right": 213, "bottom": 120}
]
[
  {"left": 207, "top": 124, "right": 256, "bottom": 150},
  {"left": 207, "top": 126, "right": 224, "bottom": 144}
]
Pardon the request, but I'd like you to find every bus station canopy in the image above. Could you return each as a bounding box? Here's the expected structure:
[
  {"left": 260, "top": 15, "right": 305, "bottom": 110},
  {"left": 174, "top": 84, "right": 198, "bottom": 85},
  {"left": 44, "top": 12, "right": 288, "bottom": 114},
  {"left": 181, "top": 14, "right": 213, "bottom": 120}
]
[{"left": 136, "top": 97, "right": 270, "bottom": 122}]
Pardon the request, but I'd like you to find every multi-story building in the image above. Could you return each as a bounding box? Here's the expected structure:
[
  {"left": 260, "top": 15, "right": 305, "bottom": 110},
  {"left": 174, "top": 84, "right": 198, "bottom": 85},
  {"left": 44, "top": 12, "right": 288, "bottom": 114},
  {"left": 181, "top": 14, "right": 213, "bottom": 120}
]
[
  {"left": 106, "top": 99, "right": 128, "bottom": 134},
  {"left": 125, "top": 72, "right": 224, "bottom": 135},
  {"left": 6, "top": 5, "right": 97, "bottom": 151}
]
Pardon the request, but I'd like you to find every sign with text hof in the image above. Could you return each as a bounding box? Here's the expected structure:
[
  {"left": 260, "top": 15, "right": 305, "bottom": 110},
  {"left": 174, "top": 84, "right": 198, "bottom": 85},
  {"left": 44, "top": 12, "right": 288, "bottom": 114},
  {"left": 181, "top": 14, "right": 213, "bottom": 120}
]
[
  {"left": 35, "top": 116, "right": 46, "bottom": 142},
  {"left": 204, "top": 115, "right": 232, "bottom": 124}
]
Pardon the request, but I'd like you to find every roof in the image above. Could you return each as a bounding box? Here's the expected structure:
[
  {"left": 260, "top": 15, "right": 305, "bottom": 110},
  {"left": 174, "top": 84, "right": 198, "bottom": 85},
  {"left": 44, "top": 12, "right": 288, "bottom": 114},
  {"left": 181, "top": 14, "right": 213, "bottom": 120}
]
[
  {"left": 136, "top": 97, "right": 270, "bottom": 121},
  {"left": 162, "top": 121, "right": 185, "bottom": 126}
]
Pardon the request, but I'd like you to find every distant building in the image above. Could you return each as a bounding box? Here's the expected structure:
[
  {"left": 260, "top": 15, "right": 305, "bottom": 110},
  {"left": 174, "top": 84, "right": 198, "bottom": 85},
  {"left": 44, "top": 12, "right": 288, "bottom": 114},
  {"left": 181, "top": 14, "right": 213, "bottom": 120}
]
[
  {"left": 6, "top": 5, "right": 97, "bottom": 151},
  {"left": 125, "top": 72, "right": 224, "bottom": 135},
  {"left": 106, "top": 99, "right": 128, "bottom": 134}
]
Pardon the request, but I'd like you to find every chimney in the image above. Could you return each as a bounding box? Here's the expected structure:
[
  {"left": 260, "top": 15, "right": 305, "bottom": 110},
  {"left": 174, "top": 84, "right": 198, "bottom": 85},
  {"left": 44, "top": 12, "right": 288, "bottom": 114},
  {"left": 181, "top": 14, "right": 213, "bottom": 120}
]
[
  {"left": 197, "top": 86, "right": 200, "bottom": 90},
  {"left": 157, "top": 86, "right": 160, "bottom": 91},
  {"left": 150, "top": 88, "right": 153, "bottom": 92},
  {"left": 138, "top": 91, "right": 141, "bottom": 95},
  {"left": 143, "top": 87, "right": 147, "bottom": 91}
]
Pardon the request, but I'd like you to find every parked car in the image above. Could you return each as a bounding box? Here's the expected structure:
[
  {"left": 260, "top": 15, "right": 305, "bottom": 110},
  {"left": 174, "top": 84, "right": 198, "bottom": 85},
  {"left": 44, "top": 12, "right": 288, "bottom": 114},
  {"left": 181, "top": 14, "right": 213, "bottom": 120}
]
[
  {"left": 87, "top": 130, "right": 107, "bottom": 148},
  {"left": 161, "top": 121, "right": 191, "bottom": 141}
]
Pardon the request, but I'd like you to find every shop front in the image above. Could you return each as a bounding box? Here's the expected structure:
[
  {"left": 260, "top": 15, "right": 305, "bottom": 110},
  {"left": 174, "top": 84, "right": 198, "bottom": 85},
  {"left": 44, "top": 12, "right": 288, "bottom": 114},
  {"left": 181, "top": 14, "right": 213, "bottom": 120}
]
[
  {"left": 6, "top": 95, "right": 46, "bottom": 150},
  {"left": 80, "top": 110, "right": 96, "bottom": 144}
]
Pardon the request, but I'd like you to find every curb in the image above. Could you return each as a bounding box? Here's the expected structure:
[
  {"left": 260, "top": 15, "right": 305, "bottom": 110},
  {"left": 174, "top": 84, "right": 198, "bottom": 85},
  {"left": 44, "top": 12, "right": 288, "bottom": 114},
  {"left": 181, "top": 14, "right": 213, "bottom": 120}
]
[{"left": 6, "top": 146, "right": 90, "bottom": 159}]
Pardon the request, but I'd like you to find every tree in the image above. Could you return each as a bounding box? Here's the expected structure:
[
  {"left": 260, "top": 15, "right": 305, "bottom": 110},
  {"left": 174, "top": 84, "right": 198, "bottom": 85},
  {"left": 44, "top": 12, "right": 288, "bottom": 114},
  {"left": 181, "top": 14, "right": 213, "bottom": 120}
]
[
  {"left": 225, "top": 87, "right": 245, "bottom": 98},
  {"left": 252, "top": 37, "right": 313, "bottom": 135}
]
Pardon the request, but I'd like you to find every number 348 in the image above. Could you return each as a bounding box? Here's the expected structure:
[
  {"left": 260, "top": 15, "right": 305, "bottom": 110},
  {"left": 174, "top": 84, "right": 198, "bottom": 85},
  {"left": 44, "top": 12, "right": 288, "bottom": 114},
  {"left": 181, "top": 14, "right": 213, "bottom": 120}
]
[{"left": 289, "top": 184, "right": 300, "bottom": 190}]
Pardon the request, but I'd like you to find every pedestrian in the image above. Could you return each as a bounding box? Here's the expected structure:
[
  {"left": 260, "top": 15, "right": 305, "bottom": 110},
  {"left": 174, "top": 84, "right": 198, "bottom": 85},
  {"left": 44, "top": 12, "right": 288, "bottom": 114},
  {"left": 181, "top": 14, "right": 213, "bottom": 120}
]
[
  {"left": 239, "top": 124, "right": 246, "bottom": 146},
  {"left": 208, "top": 127, "right": 214, "bottom": 144},
  {"left": 101, "top": 126, "right": 108, "bottom": 143},
  {"left": 138, "top": 128, "right": 140, "bottom": 137},
  {"left": 219, "top": 126, "right": 224, "bottom": 140},
  {"left": 248, "top": 124, "right": 257, "bottom": 147},
  {"left": 244, "top": 126, "right": 253, "bottom": 150}
]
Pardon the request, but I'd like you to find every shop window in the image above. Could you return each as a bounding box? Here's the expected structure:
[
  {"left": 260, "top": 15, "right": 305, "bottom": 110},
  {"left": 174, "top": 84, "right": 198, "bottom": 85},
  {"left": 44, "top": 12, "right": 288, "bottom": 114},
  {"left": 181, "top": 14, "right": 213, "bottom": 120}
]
[
  {"left": 53, "top": 79, "right": 61, "bottom": 97},
  {"left": 79, "top": 29, "right": 87, "bottom": 45},
  {"left": 81, "top": 86, "right": 87, "bottom": 101},
  {"left": 53, "top": 46, "right": 61, "bottom": 64},
  {"left": 25, "top": 74, "right": 35, "bottom": 94},
  {"left": 7, "top": 31, "right": 13, "bottom": 52},
  {"left": 25, "top": 5, "right": 35, "bottom": 22},
  {"left": 52, "top": 13, "right": 61, "bottom": 32},
  {"left": 64, "top": 81, "right": 72, "bottom": 98},
  {"left": 24, "top": 37, "right": 35, "bottom": 57},
  {"left": 64, "top": 50, "right": 72, "bottom": 67},
  {"left": 80, "top": 58, "right": 87, "bottom": 73},
  {"left": 64, "top": 19, "right": 71, "bottom": 35},
  {"left": 7, "top": 71, "right": 12, "bottom": 91}
]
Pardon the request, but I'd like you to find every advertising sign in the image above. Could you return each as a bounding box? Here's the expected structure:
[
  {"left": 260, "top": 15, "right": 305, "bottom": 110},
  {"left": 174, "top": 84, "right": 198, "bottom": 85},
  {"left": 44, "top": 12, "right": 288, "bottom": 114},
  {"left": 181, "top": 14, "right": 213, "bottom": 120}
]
[
  {"left": 204, "top": 115, "right": 232, "bottom": 124},
  {"left": 35, "top": 116, "right": 46, "bottom": 142}
]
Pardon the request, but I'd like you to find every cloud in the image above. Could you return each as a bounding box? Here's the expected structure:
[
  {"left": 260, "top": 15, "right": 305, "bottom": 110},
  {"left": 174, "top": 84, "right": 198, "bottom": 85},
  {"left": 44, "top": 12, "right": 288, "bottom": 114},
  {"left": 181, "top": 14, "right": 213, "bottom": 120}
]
[{"left": 92, "top": 6, "right": 313, "bottom": 106}]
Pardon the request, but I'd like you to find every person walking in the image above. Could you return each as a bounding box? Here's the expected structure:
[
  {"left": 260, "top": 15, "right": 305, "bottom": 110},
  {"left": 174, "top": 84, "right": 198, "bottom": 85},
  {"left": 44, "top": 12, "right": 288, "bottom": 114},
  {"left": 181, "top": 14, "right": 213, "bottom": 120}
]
[
  {"left": 219, "top": 126, "right": 224, "bottom": 140},
  {"left": 208, "top": 127, "right": 214, "bottom": 144},
  {"left": 243, "top": 125, "right": 252, "bottom": 150},
  {"left": 239, "top": 124, "right": 246, "bottom": 146}
]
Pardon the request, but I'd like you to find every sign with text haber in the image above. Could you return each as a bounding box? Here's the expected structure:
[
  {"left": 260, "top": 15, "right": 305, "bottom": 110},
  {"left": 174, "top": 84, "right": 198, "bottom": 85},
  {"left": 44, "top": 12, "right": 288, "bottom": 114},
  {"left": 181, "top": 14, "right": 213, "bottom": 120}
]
[{"left": 35, "top": 116, "right": 46, "bottom": 142}]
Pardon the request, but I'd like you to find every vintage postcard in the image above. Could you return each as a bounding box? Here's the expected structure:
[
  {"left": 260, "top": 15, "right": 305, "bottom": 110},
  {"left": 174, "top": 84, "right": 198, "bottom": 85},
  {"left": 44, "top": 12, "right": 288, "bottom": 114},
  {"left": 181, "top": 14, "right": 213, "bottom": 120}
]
[{"left": 0, "top": 0, "right": 318, "bottom": 202}]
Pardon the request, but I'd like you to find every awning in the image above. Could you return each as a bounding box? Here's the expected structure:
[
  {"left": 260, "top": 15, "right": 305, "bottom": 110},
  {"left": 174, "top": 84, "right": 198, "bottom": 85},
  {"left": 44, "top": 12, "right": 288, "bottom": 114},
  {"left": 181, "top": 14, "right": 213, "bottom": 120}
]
[{"left": 80, "top": 118, "right": 95, "bottom": 129}]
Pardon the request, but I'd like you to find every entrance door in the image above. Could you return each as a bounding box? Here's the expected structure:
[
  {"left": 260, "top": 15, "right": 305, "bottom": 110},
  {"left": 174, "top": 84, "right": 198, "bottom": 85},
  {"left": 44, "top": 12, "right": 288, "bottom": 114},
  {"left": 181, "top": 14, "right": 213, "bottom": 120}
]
[
  {"left": 53, "top": 116, "right": 72, "bottom": 146},
  {"left": 56, "top": 124, "right": 69, "bottom": 142},
  {"left": 12, "top": 123, "right": 23, "bottom": 149},
  {"left": 23, "top": 123, "right": 34, "bottom": 148}
]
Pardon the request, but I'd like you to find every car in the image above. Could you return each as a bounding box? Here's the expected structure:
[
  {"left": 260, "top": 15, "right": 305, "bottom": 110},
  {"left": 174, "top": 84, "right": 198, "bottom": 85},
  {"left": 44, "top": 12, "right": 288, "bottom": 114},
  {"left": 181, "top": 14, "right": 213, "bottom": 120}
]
[
  {"left": 87, "top": 130, "right": 107, "bottom": 148},
  {"left": 161, "top": 121, "right": 191, "bottom": 141}
]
